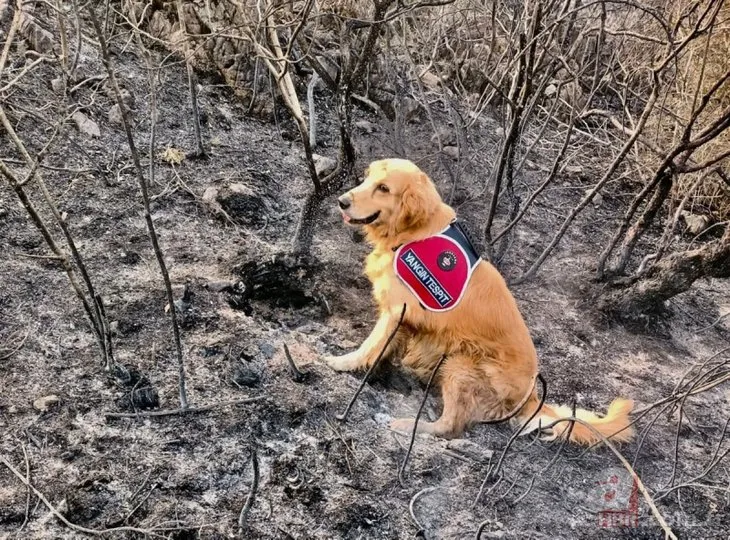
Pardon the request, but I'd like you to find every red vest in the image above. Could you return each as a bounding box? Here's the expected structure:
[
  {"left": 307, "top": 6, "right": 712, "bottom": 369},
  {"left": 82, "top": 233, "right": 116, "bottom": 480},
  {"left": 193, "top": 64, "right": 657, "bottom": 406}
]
[{"left": 394, "top": 221, "right": 481, "bottom": 312}]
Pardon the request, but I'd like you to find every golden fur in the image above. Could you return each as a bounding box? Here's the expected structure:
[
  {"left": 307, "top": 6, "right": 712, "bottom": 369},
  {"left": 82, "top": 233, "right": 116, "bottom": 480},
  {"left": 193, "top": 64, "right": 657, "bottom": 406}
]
[{"left": 326, "top": 158, "right": 634, "bottom": 445}]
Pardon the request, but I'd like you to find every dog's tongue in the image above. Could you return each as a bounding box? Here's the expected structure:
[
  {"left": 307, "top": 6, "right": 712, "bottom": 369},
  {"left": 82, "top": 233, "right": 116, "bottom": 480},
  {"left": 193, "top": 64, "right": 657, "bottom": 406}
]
[{"left": 342, "top": 213, "right": 351, "bottom": 223}]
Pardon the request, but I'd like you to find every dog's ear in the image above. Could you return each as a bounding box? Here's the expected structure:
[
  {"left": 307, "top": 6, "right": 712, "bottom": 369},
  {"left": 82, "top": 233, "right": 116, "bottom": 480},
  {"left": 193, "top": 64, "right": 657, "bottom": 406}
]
[{"left": 394, "top": 172, "right": 434, "bottom": 234}]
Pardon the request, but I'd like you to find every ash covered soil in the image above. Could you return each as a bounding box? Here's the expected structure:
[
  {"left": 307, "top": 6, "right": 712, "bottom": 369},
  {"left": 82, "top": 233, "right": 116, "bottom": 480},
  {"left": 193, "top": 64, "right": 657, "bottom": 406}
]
[{"left": 1, "top": 39, "right": 730, "bottom": 540}]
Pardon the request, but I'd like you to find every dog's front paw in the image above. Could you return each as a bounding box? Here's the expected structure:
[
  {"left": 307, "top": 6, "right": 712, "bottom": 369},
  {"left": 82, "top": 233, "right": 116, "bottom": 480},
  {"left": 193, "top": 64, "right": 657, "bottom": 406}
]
[
  {"left": 323, "top": 352, "right": 364, "bottom": 372},
  {"left": 389, "top": 417, "right": 416, "bottom": 433}
]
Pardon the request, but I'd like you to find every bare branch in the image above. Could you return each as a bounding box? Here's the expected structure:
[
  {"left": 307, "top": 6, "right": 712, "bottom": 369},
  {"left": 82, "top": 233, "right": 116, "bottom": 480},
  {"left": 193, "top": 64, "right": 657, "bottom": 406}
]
[
  {"left": 538, "top": 417, "right": 678, "bottom": 540},
  {"left": 238, "top": 447, "right": 260, "bottom": 529},
  {"left": 398, "top": 354, "right": 447, "bottom": 486},
  {"left": 89, "top": 5, "right": 188, "bottom": 408},
  {"left": 336, "top": 304, "right": 406, "bottom": 422},
  {"left": 0, "top": 455, "right": 164, "bottom": 536},
  {"left": 104, "top": 396, "right": 265, "bottom": 419}
]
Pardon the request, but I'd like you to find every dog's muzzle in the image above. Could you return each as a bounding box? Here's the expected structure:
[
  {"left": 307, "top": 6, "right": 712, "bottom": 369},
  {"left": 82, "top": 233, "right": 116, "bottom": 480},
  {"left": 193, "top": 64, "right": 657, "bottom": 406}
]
[{"left": 343, "top": 210, "right": 381, "bottom": 225}]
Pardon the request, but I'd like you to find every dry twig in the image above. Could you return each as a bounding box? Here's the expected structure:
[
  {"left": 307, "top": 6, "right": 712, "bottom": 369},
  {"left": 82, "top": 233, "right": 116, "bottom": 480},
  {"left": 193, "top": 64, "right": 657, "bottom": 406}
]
[
  {"left": 104, "top": 396, "right": 265, "bottom": 419},
  {"left": 409, "top": 486, "right": 439, "bottom": 538},
  {"left": 283, "top": 343, "right": 306, "bottom": 383},
  {"left": 398, "top": 354, "right": 447, "bottom": 486},
  {"left": 336, "top": 304, "right": 407, "bottom": 422},
  {"left": 0, "top": 328, "right": 30, "bottom": 361},
  {"left": 474, "top": 374, "right": 547, "bottom": 506},
  {"left": 89, "top": 5, "right": 189, "bottom": 408},
  {"left": 1, "top": 455, "right": 163, "bottom": 536},
  {"left": 238, "top": 447, "right": 259, "bottom": 529},
  {"left": 0, "top": 107, "right": 114, "bottom": 369},
  {"left": 540, "top": 416, "right": 678, "bottom": 539},
  {"left": 175, "top": 0, "right": 205, "bottom": 156}
]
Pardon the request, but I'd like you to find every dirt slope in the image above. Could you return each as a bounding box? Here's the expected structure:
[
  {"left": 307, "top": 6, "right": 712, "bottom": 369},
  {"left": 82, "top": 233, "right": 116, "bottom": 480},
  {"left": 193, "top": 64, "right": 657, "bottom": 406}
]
[{"left": 1, "top": 25, "right": 730, "bottom": 540}]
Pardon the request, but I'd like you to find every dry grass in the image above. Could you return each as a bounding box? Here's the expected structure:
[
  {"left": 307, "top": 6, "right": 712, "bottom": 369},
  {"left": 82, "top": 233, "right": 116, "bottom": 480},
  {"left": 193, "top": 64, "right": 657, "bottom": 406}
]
[
  {"left": 605, "top": 1, "right": 730, "bottom": 218},
  {"left": 402, "top": 0, "right": 730, "bottom": 218}
]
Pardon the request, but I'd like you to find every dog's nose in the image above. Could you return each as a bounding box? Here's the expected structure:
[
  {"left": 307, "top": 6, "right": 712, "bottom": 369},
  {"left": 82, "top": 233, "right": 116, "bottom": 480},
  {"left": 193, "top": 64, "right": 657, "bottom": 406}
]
[{"left": 338, "top": 196, "right": 351, "bottom": 210}]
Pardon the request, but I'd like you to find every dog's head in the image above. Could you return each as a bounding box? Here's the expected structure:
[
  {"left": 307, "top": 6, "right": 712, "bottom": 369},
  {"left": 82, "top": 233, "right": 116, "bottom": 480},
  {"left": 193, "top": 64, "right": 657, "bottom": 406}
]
[{"left": 337, "top": 159, "right": 442, "bottom": 240}]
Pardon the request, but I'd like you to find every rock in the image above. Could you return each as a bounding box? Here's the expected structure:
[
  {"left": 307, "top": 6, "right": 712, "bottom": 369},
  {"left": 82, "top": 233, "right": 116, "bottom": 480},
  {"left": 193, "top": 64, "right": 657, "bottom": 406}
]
[
  {"left": 33, "top": 395, "right": 61, "bottom": 412},
  {"left": 108, "top": 104, "right": 123, "bottom": 125},
  {"left": 51, "top": 77, "right": 65, "bottom": 93},
  {"left": 228, "top": 183, "right": 254, "bottom": 196},
  {"left": 313, "top": 154, "right": 337, "bottom": 178},
  {"left": 354, "top": 120, "right": 378, "bottom": 133},
  {"left": 419, "top": 70, "right": 441, "bottom": 89},
  {"left": 559, "top": 80, "right": 586, "bottom": 112},
  {"left": 566, "top": 165, "right": 584, "bottom": 175},
  {"left": 681, "top": 211, "right": 711, "bottom": 235},
  {"left": 442, "top": 145, "right": 459, "bottom": 160},
  {"left": 72, "top": 111, "right": 100, "bottom": 137},
  {"left": 258, "top": 342, "right": 276, "bottom": 359},
  {"left": 20, "top": 9, "right": 55, "bottom": 53},
  {"left": 544, "top": 83, "right": 558, "bottom": 97},
  {"left": 213, "top": 182, "right": 271, "bottom": 227},
  {"left": 202, "top": 186, "right": 219, "bottom": 205},
  {"left": 202, "top": 186, "right": 226, "bottom": 219}
]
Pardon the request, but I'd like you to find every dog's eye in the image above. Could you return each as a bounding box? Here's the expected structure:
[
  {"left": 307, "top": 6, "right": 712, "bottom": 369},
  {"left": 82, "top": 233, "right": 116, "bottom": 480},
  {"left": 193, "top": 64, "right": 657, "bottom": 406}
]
[{"left": 377, "top": 184, "right": 390, "bottom": 193}]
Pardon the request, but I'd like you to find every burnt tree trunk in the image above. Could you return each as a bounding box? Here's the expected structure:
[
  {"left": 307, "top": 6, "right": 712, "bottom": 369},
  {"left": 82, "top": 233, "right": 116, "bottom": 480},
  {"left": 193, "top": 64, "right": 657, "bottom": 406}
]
[
  {"left": 613, "top": 171, "right": 673, "bottom": 275},
  {"left": 598, "top": 225, "right": 730, "bottom": 315},
  {"left": 290, "top": 9, "right": 385, "bottom": 255},
  {"left": 291, "top": 167, "right": 352, "bottom": 255}
]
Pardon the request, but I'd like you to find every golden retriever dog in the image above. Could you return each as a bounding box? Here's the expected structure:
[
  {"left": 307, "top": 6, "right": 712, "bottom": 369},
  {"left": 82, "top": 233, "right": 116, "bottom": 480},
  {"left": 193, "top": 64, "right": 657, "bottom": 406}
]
[{"left": 325, "top": 158, "right": 634, "bottom": 445}]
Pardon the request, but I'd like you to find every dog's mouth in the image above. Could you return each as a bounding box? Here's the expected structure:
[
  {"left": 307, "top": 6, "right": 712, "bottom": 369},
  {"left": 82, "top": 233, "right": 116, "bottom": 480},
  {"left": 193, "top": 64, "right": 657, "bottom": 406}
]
[{"left": 342, "top": 210, "right": 381, "bottom": 226}]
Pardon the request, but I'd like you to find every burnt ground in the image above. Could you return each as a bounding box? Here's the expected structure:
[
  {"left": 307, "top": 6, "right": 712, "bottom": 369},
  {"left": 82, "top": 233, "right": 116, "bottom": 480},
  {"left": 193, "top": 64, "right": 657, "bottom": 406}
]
[{"left": 1, "top": 32, "right": 730, "bottom": 540}]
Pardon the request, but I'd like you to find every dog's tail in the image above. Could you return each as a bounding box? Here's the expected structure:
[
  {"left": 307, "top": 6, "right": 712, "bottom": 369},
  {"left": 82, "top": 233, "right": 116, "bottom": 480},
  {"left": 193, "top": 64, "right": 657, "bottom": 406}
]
[{"left": 514, "top": 392, "right": 634, "bottom": 446}]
